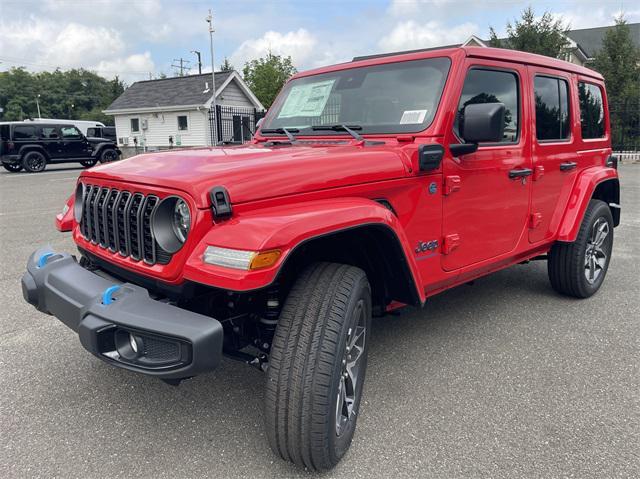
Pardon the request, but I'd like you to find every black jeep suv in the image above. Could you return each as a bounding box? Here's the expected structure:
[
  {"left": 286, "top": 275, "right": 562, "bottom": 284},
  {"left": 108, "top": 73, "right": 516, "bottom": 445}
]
[{"left": 0, "top": 122, "right": 121, "bottom": 173}]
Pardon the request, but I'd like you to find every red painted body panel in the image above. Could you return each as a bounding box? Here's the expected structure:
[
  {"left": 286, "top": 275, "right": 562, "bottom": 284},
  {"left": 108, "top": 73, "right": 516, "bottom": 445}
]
[
  {"left": 62, "top": 46, "right": 617, "bottom": 304},
  {"left": 55, "top": 194, "right": 74, "bottom": 232}
]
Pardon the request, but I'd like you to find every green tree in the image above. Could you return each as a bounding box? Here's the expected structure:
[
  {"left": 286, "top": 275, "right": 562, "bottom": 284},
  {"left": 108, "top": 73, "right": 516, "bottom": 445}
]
[
  {"left": 0, "top": 67, "right": 125, "bottom": 125},
  {"left": 489, "top": 7, "right": 569, "bottom": 58},
  {"left": 592, "top": 16, "right": 640, "bottom": 149},
  {"left": 242, "top": 52, "right": 297, "bottom": 108},
  {"left": 220, "top": 57, "right": 235, "bottom": 72}
]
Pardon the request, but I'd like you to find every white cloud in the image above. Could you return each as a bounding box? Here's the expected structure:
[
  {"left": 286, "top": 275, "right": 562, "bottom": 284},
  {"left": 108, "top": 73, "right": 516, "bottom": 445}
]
[
  {"left": 379, "top": 20, "right": 478, "bottom": 52},
  {"left": 229, "top": 29, "right": 318, "bottom": 70},
  {"left": 93, "top": 52, "right": 156, "bottom": 80},
  {"left": 388, "top": 0, "right": 455, "bottom": 16}
]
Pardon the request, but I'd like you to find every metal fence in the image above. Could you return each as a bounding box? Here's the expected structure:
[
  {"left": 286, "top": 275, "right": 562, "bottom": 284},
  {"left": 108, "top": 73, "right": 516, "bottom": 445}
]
[
  {"left": 610, "top": 100, "right": 640, "bottom": 163},
  {"left": 208, "top": 105, "right": 265, "bottom": 145}
]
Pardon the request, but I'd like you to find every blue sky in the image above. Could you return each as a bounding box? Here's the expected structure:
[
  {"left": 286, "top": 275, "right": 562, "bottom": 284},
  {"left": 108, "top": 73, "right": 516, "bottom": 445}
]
[{"left": 1, "top": 0, "right": 638, "bottom": 83}]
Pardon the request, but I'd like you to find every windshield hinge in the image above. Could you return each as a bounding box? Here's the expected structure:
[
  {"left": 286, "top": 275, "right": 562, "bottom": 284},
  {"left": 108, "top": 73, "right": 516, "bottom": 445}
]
[{"left": 396, "top": 135, "right": 415, "bottom": 142}]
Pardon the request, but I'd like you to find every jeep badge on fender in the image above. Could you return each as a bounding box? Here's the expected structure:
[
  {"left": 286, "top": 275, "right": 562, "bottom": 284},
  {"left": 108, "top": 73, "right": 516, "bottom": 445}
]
[{"left": 22, "top": 46, "right": 619, "bottom": 471}]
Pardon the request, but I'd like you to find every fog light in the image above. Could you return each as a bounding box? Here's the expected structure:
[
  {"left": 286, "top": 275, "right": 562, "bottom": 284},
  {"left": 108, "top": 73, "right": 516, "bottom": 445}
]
[{"left": 130, "top": 333, "right": 140, "bottom": 354}]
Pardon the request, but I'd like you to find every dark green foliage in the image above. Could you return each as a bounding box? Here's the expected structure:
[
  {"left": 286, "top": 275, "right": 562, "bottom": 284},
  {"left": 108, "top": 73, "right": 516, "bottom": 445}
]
[
  {"left": 0, "top": 68, "right": 125, "bottom": 125},
  {"left": 219, "top": 58, "right": 235, "bottom": 72},
  {"left": 592, "top": 17, "right": 640, "bottom": 150},
  {"left": 489, "top": 7, "right": 569, "bottom": 58},
  {"left": 242, "top": 52, "right": 297, "bottom": 108}
]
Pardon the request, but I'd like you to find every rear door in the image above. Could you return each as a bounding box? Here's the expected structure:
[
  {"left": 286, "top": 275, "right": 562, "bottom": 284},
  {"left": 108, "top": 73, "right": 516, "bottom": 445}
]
[
  {"left": 441, "top": 60, "right": 532, "bottom": 271},
  {"left": 528, "top": 68, "right": 578, "bottom": 243},
  {"left": 59, "top": 125, "right": 89, "bottom": 158},
  {"left": 39, "top": 125, "right": 63, "bottom": 159}
]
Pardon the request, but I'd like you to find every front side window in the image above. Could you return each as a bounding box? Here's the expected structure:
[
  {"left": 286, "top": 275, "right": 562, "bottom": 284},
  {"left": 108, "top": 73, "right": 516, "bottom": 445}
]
[
  {"left": 455, "top": 68, "right": 520, "bottom": 143},
  {"left": 130, "top": 118, "right": 140, "bottom": 133},
  {"left": 177, "top": 115, "right": 188, "bottom": 131},
  {"left": 578, "top": 82, "right": 605, "bottom": 139},
  {"left": 262, "top": 57, "right": 451, "bottom": 135},
  {"left": 13, "top": 126, "right": 37, "bottom": 139},
  {"left": 60, "top": 126, "right": 81, "bottom": 138},
  {"left": 534, "top": 76, "right": 570, "bottom": 141}
]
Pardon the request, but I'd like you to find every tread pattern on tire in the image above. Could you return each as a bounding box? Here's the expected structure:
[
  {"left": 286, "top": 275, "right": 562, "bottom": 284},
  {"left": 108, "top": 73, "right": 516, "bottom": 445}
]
[
  {"left": 548, "top": 199, "right": 613, "bottom": 298},
  {"left": 265, "top": 262, "right": 368, "bottom": 471}
]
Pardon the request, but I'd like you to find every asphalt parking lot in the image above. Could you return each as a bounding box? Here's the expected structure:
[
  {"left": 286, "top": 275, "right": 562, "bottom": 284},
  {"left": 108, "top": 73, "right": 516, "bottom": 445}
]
[{"left": 1, "top": 163, "right": 638, "bottom": 478}]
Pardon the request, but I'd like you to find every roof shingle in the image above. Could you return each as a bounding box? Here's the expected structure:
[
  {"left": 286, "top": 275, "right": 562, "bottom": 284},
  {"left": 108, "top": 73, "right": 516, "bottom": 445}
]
[{"left": 105, "top": 71, "right": 232, "bottom": 111}]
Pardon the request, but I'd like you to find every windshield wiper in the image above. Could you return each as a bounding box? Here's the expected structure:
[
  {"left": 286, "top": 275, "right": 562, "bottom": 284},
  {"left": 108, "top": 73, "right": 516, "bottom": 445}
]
[
  {"left": 260, "top": 127, "right": 299, "bottom": 143},
  {"left": 311, "top": 124, "right": 363, "bottom": 141}
]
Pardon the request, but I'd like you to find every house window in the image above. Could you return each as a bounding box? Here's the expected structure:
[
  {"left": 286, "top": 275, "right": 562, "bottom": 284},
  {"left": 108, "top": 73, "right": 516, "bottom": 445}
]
[
  {"left": 455, "top": 68, "right": 520, "bottom": 143},
  {"left": 130, "top": 118, "right": 140, "bottom": 133},
  {"left": 534, "top": 76, "right": 570, "bottom": 141},
  {"left": 578, "top": 82, "right": 605, "bottom": 139},
  {"left": 177, "top": 115, "right": 188, "bottom": 131}
]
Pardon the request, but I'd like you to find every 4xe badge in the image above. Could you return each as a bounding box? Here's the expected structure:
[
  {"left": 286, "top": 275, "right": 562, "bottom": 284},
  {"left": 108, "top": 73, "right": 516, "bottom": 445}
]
[{"left": 415, "top": 239, "right": 439, "bottom": 254}]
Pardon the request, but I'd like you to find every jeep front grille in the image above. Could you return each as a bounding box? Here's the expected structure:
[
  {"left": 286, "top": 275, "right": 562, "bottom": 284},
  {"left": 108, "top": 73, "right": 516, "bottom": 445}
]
[{"left": 80, "top": 185, "right": 171, "bottom": 265}]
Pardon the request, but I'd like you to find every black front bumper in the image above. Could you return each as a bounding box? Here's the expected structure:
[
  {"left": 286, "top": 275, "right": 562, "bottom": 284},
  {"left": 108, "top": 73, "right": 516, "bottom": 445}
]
[{"left": 22, "top": 248, "right": 224, "bottom": 380}]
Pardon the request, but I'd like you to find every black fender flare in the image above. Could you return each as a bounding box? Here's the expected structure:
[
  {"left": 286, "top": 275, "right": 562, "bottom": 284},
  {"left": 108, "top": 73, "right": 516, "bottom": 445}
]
[
  {"left": 92, "top": 143, "right": 120, "bottom": 158},
  {"left": 18, "top": 145, "right": 49, "bottom": 159}
]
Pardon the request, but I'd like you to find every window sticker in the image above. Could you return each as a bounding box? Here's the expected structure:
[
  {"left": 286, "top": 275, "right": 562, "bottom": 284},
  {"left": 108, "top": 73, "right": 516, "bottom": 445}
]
[
  {"left": 277, "top": 79, "right": 336, "bottom": 118},
  {"left": 399, "top": 109, "right": 428, "bottom": 124}
]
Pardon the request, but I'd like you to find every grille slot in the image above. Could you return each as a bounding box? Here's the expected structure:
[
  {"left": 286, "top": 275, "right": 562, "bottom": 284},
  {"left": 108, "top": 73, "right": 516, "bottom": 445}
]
[{"left": 80, "top": 185, "right": 171, "bottom": 266}]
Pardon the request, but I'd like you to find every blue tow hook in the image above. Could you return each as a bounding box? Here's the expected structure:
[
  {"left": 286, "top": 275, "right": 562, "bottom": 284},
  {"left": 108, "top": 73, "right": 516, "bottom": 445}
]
[
  {"left": 37, "top": 252, "right": 56, "bottom": 268},
  {"left": 102, "top": 285, "right": 121, "bottom": 305}
]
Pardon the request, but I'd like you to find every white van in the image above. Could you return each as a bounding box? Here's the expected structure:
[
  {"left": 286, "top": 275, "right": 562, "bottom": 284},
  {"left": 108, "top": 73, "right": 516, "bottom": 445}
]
[{"left": 23, "top": 118, "right": 106, "bottom": 136}]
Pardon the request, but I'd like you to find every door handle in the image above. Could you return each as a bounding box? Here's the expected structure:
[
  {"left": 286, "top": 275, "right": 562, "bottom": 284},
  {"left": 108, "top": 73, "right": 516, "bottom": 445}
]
[
  {"left": 560, "top": 161, "right": 577, "bottom": 171},
  {"left": 509, "top": 168, "right": 533, "bottom": 179}
]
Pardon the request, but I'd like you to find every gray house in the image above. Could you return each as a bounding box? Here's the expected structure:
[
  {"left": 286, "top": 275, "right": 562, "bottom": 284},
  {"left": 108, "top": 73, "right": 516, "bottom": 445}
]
[{"left": 104, "top": 71, "right": 264, "bottom": 149}]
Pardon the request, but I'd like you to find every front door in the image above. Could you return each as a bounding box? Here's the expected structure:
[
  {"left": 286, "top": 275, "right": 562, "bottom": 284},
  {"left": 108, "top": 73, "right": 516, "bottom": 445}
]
[
  {"left": 441, "top": 61, "right": 532, "bottom": 271},
  {"left": 59, "top": 125, "right": 89, "bottom": 158}
]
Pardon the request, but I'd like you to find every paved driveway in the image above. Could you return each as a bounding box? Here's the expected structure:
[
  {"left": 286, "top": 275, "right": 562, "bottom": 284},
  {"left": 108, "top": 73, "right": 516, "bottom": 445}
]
[{"left": 1, "top": 164, "right": 638, "bottom": 478}]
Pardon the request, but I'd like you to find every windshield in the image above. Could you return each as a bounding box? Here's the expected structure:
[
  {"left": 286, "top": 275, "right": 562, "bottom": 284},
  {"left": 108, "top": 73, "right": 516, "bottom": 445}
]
[{"left": 262, "top": 57, "right": 451, "bottom": 135}]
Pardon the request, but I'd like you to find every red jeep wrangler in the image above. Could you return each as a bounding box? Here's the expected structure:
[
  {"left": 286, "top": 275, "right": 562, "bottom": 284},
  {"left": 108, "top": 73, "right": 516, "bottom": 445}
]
[{"left": 22, "top": 47, "right": 620, "bottom": 470}]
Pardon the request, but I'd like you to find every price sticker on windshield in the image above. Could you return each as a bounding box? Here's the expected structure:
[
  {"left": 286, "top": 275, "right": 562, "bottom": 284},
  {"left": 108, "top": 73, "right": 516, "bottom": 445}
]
[
  {"left": 277, "top": 79, "right": 336, "bottom": 119},
  {"left": 399, "top": 109, "right": 428, "bottom": 124}
]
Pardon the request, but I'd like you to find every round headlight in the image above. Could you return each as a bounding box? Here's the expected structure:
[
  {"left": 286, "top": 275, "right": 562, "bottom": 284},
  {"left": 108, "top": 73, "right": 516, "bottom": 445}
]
[
  {"left": 152, "top": 196, "right": 191, "bottom": 254},
  {"left": 74, "top": 182, "right": 84, "bottom": 223},
  {"left": 172, "top": 199, "right": 190, "bottom": 243}
]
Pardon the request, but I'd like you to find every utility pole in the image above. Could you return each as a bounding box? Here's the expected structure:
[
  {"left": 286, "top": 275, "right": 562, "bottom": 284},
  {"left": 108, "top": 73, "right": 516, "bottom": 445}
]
[
  {"left": 171, "top": 58, "right": 191, "bottom": 76},
  {"left": 191, "top": 50, "right": 202, "bottom": 74},
  {"left": 206, "top": 9, "right": 218, "bottom": 146},
  {"left": 35, "top": 94, "right": 41, "bottom": 119}
]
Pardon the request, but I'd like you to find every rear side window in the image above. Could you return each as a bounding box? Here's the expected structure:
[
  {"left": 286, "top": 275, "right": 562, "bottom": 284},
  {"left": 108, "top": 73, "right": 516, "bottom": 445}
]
[
  {"left": 578, "top": 82, "right": 605, "bottom": 139},
  {"left": 534, "top": 76, "right": 570, "bottom": 141},
  {"left": 13, "top": 126, "right": 37, "bottom": 139},
  {"left": 41, "top": 127, "right": 59, "bottom": 139},
  {"left": 456, "top": 68, "right": 520, "bottom": 143},
  {"left": 0, "top": 125, "right": 9, "bottom": 140}
]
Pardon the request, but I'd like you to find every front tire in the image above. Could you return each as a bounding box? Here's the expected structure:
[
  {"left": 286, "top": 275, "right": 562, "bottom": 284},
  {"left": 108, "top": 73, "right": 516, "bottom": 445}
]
[
  {"left": 99, "top": 148, "right": 118, "bottom": 163},
  {"left": 265, "top": 263, "right": 371, "bottom": 471},
  {"left": 22, "top": 151, "right": 47, "bottom": 173},
  {"left": 2, "top": 163, "right": 22, "bottom": 172},
  {"left": 548, "top": 199, "right": 614, "bottom": 298}
]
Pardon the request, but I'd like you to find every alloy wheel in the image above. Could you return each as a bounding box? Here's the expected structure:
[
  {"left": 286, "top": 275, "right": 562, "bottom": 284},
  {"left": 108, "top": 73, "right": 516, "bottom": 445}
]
[
  {"left": 335, "top": 299, "right": 366, "bottom": 436},
  {"left": 584, "top": 217, "right": 610, "bottom": 284}
]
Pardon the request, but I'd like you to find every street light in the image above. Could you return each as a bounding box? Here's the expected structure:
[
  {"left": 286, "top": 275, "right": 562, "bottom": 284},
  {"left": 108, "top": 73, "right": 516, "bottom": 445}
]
[
  {"left": 36, "top": 94, "right": 41, "bottom": 119},
  {"left": 206, "top": 10, "right": 218, "bottom": 146}
]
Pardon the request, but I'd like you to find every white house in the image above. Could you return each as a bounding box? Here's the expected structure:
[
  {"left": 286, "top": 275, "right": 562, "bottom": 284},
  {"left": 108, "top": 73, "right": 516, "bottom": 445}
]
[{"left": 104, "top": 71, "right": 264, "bottom": 150}]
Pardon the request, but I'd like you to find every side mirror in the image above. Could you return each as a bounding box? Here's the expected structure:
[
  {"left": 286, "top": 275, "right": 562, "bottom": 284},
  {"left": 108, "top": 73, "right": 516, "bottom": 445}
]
[
  {"left": 450, "top": 103, "right": 505, "bottom": 157},
  {"left": 460, "top": 102, "right": 505, "bottom": 143}
]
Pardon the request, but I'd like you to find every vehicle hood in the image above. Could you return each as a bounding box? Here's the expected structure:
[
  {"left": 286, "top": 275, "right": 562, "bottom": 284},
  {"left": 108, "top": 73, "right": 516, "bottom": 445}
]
[{"left": 82, "top": 143, "right": 409, "bottom": 207}]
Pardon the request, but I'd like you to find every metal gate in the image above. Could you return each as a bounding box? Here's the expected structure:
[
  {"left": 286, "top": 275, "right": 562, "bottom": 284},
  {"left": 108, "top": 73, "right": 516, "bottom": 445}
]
[{"left": 209, "top": 105, "right": 265, "bottom": 145}]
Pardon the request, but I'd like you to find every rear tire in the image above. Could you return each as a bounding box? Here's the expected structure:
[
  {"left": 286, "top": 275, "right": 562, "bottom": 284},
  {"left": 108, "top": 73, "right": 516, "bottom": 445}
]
[
  {"left": 548, "top": 199, "right": 614, "bottom": 298},
  {"left": 265, "top": 262, "right": 371, "bottom": 471},
  {"left": 22, "top": 151, "right": 47, "bottom": 173},
  {"left": 2, "top": 163, "right": 22, "bottom": 172}
]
